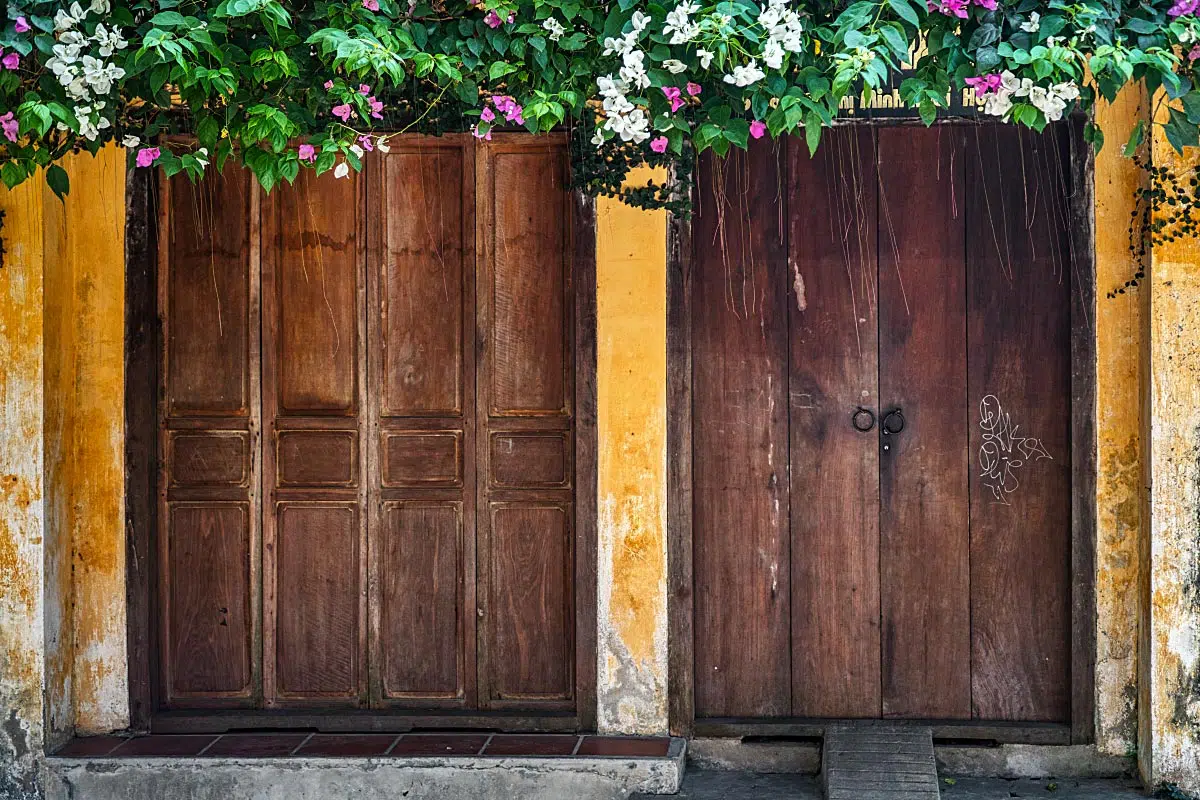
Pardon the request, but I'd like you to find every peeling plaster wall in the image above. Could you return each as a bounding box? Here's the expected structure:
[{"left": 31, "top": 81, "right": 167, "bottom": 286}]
[
  {"left": 594, "top": 168, "right": 669, "bottom": 735},
  {"left": 1141, "top": 118, "right": 1200, "bottom": 792},
  {"left": 1093, "top": 88, "right": 1148, "bottom": 757},
  {"left": 42, "top": 148, "right": 128, "bottom": 736},
  {"left": 0, "top": 176, "right": 47, "bottom": 800}
]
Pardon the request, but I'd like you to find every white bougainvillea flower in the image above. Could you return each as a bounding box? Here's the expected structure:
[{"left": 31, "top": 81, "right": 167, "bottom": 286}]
[
  {"left": 334, "top": 162, "right": 350, "bottom": 179},
  {"left": 542, "top": 17, "right": 567, "bottom": 41},
  {"left": 122, "top": 134, "right": 140, "bottom": 148},
  {"left": 663, "top": 58, "right": 687, "bottom": 73},
  {"left": 696, "top": 48, "right": 715, "bottom": 69},
  {"left": 723, "top": 59, "right": 765, "bottom": 87},
  {"left": 1021, "top": 11, "right": 1040, "bottom": 32},
  {"left": 663, "top": 2, "right": 701, "bottom": 44},
  {"left": 591, "top": 128, "right": 605, "bottom": 147}
]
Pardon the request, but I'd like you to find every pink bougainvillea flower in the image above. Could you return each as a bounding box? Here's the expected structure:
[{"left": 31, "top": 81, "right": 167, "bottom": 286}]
[
  {"left": 136, "top": 147, "right": 161, "bottom": 168},
  {"left": 357, "top": 135, "right": 375, "bottom": 151},
  {"left": 472, "top": 125, "right": 492, "bottom": 140},
  {"left": 2, "top": 52, "right": 18, "bottom": 71},
  {"left": 359, "top": 83, "right": 371, "bottom": 95},
  {"left": 480, "top": 106, "right": 496, "bottom": 122},
  {"left": 974, "top": 0, "right": 997, "bottom": 8},
  {"left": 298, "top": 143, "right": 317, "bottom": 163},
  {"left": 367, "top": 96, "right": 384, "bottom": 119},
  {"left": 507, "top": 12, "right": 515, "bottom": 22},
  {"left": 965, "top": 72, "right": 1003, "bottom": 95},
  {"left": 662, "top": 86, "right": 685, "bottom": 112},
  {"left": 362, "top": 0, "right": 380, "bottom": 10},
  {"left": 686, "top": 82, "right": 702, "bottom": 97},
  {"left": 323, "top": 79, "right": 334, "bottom": 90},
  {"left": 749, "top": 120, "right": 767, "bottom": 139},
  {"left": 650, "top": 136, "right": 668, "bottom": 153},
  {"left": 1171, "top": 0, "right": 1200, "bottom": 16},
  {"left": 332, "top": 103, "right": 354, "bottom": 122},
  {"left": 485, "top": 10, "right": 503, "bottom": 27},
  {"left": 927, "top": 0, "right": 968, "bottom": 17},
  {"left": 1191, "top": 44, "right": 1200, "bottom": 61},
  {"left": 14, "top": 17, "right": 29, "bottom": 33},
  {"left": 491, "top": 95, "right": 523, "bottom": 124},
  {"left": 0, "top": 112, "right": 17, "bottom": 143}
]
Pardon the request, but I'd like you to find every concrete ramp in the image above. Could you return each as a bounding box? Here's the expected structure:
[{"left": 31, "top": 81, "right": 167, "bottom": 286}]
[{"left": 822, "top": 724, "right": 939, "bottom": 800}]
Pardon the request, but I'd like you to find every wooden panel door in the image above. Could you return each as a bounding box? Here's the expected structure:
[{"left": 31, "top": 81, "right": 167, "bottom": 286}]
[
  {"left": 692, "top": 140, "right": 791, "bottom": 718},
  {"left": 877, "top": 126, "right": 972, "bottom": 719},
  {"left": 476, "top": 136, "right": 577, "bottom": 711},
  {"left": 158, "top": 168, "right": 259, "bottom": 708},
  {"left": 689, "top": 123, "right": 1074, "bottom": 727},
  {"left": 368, "top": 135, "right": 477, "bottom": 708},
  {"left": 261, "top": 167, "right": 368, "bottom": 706}
]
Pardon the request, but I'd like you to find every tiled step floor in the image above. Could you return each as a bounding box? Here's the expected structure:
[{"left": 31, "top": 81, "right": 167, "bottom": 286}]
[{"left": 55, "top": 732, "right": 672, "bottom": 759}]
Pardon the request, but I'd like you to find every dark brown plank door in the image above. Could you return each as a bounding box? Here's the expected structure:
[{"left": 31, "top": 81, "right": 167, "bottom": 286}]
[
  {"left": 476, "top": 135, "right": 577, "bottom": 711},
  {"left": 692, "top": 141, "right": 791, "bottom": 718},
  {"left": 788, "top": 129, "right": 882, "bottom": 718},
  {"left": 877, "top": 127, "right": 971, "bottom": 719},
  {"left": 368, "top": 137, "right": 477, "bottom": 708},
  {"left": 261, "top": 168, "right": 367, "bottom": 706},
  {"left": 158, "top": 169, "right": 258, "bottom": 707},
  {"left": 966, "top": 125, "right": 1072, "bottom": 721}
]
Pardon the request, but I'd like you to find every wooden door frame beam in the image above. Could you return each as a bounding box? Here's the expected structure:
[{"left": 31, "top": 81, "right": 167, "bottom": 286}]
[{"left": 665, "top": 118, "right": 1098, "bottom": 743}]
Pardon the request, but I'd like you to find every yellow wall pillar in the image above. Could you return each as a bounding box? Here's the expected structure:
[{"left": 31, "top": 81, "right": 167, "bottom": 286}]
[
  {"left": 0, "top": 173, "right": 49, "bottom": 799},
  {"left": 1093, "top": 88, "right": 1149, "bottom": 756},
  {"left": 1141, "top": 110, "right": 1200, "bottom": 791},
  {"left": 43, "top": 148, "right": 128, "bottom": 736},
  {"left": 594, "top": 171, "right": 670, "bottom": 734}
]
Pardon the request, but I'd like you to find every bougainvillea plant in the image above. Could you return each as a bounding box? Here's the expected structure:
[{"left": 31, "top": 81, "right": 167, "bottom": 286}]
[{"left": 1, "top": 0, "right": 1199, "bottom": 208}]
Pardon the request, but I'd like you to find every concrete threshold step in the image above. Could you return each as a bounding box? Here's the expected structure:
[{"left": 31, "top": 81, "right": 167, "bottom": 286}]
[
  {"left": 45, "top": 738, "right": 687, "bottom": 800},
  {"left": 822, "top": 724, "right": 939, "bottom": 800}
]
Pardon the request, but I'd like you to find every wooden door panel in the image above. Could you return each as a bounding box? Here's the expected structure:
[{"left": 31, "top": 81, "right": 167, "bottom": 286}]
[
  {"left": 476, "top": 136, "right": 576, "bottom": 712},
  {"left": 276, "top": 503, "right": 360, "bottom": 698},
  {"left": 966, "top": 125, "right": 1072, "bottom": 721},
  {"left": 159, "top": 167, "right": 258, "bottom": 708},
  {"left": 877, "top": 126, "right": 972, "bottom": 719},
  {"left": 262, "top": 167, "right": 367, "bottom": 707},
  {"left": 787, "top": 128, "right": 882, "bottom": 718},
  {"left": 164, "top": 172, "right": 251, "bottom": 418},
  {"left": 692, "top": 141, "right": 791, "bottom": 718},
  {"left": 167, "top": 504, "right": 252, "bottom": 696},
  {"left": 380, "top": 148, "right": 467, "bottom": 417},
  {"left": 274, "top": 170, "right": 360, "bottom": 415},
  {"left": 369, "top": 138, "right": 477, "bottom": 709},
  {"left": 488, "top": 151, "right": 568, "bottom": 416},
  {"left": 487, "top": 503, "right": 573, "bottom": 702},
  {"left": 380, "top": 502, "right": 464, "bottom": 699}
]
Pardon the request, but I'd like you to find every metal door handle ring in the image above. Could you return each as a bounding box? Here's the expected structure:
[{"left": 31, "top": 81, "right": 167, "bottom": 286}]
[
  {"left": 882, "top": 408, "right": 905, "bottom": 435},
  {"left": 852, "top": 407, "right": 876, "bottom": 433}
]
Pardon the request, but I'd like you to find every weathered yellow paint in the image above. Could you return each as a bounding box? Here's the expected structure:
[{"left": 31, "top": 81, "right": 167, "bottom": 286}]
[
  {"left": 43, "top": 147, "right": 128, "bottom": 736},
  {"left": 595, "top": 168, "right": 669, "bottom": 735},
  {"left": 1093, "top": 88, "right": 1148, "bottom": 757},
  {"left": 0, "top": 173, "right": 48, "bottom": 798},
  {"left": 1141, "top": 106, "right": 1200, "bottom": 792}
]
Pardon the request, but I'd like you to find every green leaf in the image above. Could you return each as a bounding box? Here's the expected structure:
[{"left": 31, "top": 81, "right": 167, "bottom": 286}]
[
  {"left": 888, "top": 0, "right": 920, "bottom": 28},
  {"left": 1122, "top": 119, "right": 1145, "bottom": 157},
  {"left": 46, "top": 164, "right": 69, "bottom": 201}
]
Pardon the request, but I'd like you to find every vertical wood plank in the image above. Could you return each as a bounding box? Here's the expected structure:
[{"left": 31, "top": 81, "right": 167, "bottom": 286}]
[
  {"left": 877, "top": 126, "right": 971, "bottom": 719},
  {"left": 966, "top": 125, "right": 1072, "bottom": 722},
  {"left": 788, "top": 128, "right": 882, "bottom": 718},
  {"left": 691, "top": 141, "right": 791, "bottom": 718}
]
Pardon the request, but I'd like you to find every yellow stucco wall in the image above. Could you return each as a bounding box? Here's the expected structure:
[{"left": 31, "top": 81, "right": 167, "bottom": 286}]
[
  {"left": 1141, "top": 108, "right": 1200, "bottom": 791},
  {"left": 0, "top": 173, "right": 48, "bottom": 799},
  {"left": 595, "top": 168, "right": 669, "bottom": 735},
  {"left": 1093, "top": 88, "right": 1148, "bottom": 756}
]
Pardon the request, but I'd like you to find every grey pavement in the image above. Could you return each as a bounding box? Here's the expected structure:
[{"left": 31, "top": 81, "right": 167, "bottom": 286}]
[{"left": 634, "top": 771, "right": 1150, "bottom": 799}]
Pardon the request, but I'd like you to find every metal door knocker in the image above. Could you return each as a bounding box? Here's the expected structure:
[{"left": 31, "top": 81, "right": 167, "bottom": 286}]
[
  {"left": 852, "top": 407, "right": 876, "bottom": 432},
  {"left": 882, "top": 408, "right": 905, "bottom": 435}
]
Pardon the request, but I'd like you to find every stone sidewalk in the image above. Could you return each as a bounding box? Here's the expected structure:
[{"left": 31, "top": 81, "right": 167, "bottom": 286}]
[{"left": 635, "top": 771, "right": 1150, "bottom": 799}]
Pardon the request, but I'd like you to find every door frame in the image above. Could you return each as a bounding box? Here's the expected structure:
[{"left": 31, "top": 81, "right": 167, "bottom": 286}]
[
  {"left": 665, "top": 117, "right": 1097, "bottom": 744},
  {"left": 124, "top": 143, "right": 599, "bottom": 733}
]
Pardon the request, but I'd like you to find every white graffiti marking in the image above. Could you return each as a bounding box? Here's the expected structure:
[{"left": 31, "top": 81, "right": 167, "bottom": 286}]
[{"left": 978, "top": 394, "right": 1052, "bottom": 505}]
